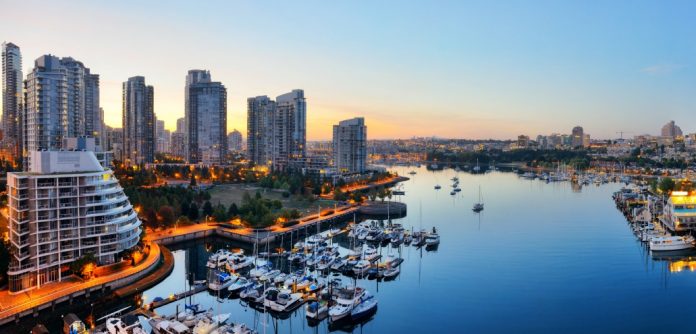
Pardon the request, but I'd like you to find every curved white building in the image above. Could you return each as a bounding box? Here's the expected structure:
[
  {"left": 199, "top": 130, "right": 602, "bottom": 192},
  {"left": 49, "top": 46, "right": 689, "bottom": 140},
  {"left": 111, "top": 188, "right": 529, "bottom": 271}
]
[{"left": 7, "top": 150, "right": 141, "bottom": 294}]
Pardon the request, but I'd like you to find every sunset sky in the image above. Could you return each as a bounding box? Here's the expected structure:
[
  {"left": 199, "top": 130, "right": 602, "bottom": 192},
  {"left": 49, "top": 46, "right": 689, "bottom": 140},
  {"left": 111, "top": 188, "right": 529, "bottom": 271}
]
[{"left": 2, "top": 0, "right": 695, "bottom": 140}]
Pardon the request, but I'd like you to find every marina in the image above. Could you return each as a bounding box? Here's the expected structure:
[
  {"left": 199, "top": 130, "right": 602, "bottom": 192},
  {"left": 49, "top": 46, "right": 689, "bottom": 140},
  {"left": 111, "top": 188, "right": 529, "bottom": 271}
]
[{"left": 13, "top": 166, "right": 696, "bottom": 333}]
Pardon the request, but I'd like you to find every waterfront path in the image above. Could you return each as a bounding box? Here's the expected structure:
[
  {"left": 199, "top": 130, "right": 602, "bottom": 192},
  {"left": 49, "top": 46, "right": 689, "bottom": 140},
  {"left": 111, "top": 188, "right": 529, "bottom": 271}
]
[
  {"left": 147, "top": 203, "right": 361, "bottom": 245},
  {"left": 0, "top": 242, "right": 163, "bottom": 325}
]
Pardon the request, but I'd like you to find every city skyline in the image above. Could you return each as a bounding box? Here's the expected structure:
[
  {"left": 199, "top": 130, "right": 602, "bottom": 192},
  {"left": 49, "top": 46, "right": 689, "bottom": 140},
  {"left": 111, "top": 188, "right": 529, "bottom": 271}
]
[{"left": 1, "top": 1, "right": 695, "bottom": 140}]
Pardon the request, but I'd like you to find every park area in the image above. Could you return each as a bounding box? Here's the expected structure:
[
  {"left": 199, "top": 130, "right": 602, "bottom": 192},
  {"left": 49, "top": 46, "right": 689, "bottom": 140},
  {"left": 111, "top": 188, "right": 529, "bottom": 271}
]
[{"left": 207, "top": 184, "right": 339, "bottom": 218}]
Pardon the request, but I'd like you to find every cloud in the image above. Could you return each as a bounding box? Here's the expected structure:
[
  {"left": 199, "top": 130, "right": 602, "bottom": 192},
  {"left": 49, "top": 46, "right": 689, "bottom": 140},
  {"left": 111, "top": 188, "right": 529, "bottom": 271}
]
[{"left": 640, "top": 64, "right": 684, "bottom": 75}]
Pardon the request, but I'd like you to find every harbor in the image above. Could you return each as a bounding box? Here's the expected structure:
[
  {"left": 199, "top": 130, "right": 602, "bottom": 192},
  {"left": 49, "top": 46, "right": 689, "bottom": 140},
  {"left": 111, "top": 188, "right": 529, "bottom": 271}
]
[{"left": 12, "top": 166, "right": 696, "bottom": 333}]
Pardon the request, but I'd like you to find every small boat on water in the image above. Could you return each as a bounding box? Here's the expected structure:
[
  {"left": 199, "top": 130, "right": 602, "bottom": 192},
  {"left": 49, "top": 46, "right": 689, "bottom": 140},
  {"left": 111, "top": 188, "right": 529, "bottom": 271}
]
[
  {"left": 650, "top": 235, "right": 695, "bottom": 251},
  {"left": 305, "top": 300, "right": 329, "bottom": 320},
  {"left": 425, "top": 227, "right": 440, "bottom": 246},
  {"left": 434, "top": 185, "right": 441, "bottom": 190},
  {"left": 328, "top": 287, "right": 366, "bottom": 322},
  {"left": 353, "top": 260, "right": 371, "bottom": 276},
  {"left": 408, "top": 170, "right": 417, "bottom": 175},
  {"left": 473, "top": 185, "right": 484, "bottom": 212},
  {"left": 228, "top": 277, "right": 254, "bottom": 294},
  {"left": 382, "top": 266, "right": 400, "bottom": 279},
  {"left": 351, "top": 292, "right": 378, "bottom": 321},
  {"left": 208, "top": 272, "right": 236, "bottom": 291}
]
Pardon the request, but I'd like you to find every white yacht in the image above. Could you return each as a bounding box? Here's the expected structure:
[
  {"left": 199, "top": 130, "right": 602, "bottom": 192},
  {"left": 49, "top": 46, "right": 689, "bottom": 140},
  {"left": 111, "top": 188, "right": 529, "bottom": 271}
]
[
  {"left": 363, "top": 247, "right": 379, "bottom": 262},
  {"left": 328, "top": 287, "right": 366, "bottom": 322},
  {"left": 263, "top": 288, "right": 303, "bottom": 312},
  {"left": 206, "top": 250, "right": 232, "bottom": 269},
  {"left": 353, "top": 260, "right": 372, "bottom": 276},
  {"left": 225, "top": 254, "right": 253, "bottom": 272},
  {"left": 649, "top": 235, "right": 695, "bottom": 251}
]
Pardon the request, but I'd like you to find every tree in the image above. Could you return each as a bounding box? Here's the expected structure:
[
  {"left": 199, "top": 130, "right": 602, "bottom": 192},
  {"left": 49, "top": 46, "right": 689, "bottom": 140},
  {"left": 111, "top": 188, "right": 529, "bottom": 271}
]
[
  {"left": 70, "top": 253, "right": 97, "bottom": 276},
  {"left": 203, "top": 201, "right": 214, "bottom": 217},
  {"left": 179, "top": 201, "right": 189, "bottom": 217},
  {"left": 158, "top": 205, "right": 176, "bottom": 226},
  {"left": 227, "top": 203, "right": 239, "bottom": 217},
  {"left": 659, "top": 177, "right": 676, "bottom": 194},
  {"left": 213, "top": 203, "right": 228, "bottom": 222},
  {"left": 188, "top": 203, "right": 199, "bottom": 221}
]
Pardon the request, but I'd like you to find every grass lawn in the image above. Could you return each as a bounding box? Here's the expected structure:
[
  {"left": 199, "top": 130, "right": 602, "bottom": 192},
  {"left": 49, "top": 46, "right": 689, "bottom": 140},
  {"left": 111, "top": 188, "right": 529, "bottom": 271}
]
[{"left": 208, "top": 184, "right": 338, "bottom": 216}]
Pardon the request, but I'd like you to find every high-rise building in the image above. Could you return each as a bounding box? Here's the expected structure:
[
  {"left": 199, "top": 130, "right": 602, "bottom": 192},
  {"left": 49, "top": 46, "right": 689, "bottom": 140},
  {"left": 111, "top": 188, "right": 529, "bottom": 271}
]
[
  {"left": 105, "top": 125, "right": 123, "bottom": 160},
  {"left": 571, "top": 126, "right": 584, "bottom": 148},
  {"left": 176, "top": 117, "right": 185, "bottom": 133},
  {"left": 228, "top": 129, "right": 243, "bottom": 152},
  {"left": 6, "top": 149, "right": 141, "bottom": 294},
  {"left": 185, "top": 70, "right": 227, "bottom": 164},
  {"left": 122, "top": 76, "right": 155, "bottom": 164},
  {"left": 246, "top": 90, "right": 307, "bottom": 170},
  {"left": 2, "top": 42, "right": 22, "bottom": 158},
  {"left": 247, "top": 95, "right": 275, "bottom": 166},
  {"left": 661, "top": 120, "right": 683, "bottom": 138},
  {"left": 155, "top": 119, "right": 170, "bottom": 154},
  {"left": 273, "top": 90, "right": 306, "bottom": 169},
  {"left": 23, "top": 55, "right": 103, "bottom": 168},
  {"left": 24, "top": 55, "right": 67, "bottom": 154},
  {"left": 60, "top": 57, "right": 102, "bottom": 146},
  {"left": 170, "top": 132, "right": 185, "bottom": 158},
  {"left": 333, "top": 117, "right": 367, "bottom": 174}
]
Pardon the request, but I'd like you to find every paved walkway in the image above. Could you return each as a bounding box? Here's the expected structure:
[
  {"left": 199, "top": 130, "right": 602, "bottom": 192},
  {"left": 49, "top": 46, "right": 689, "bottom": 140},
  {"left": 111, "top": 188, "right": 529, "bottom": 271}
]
[{"left": 0, "top": 242, "right": 161, "bottom": 322}]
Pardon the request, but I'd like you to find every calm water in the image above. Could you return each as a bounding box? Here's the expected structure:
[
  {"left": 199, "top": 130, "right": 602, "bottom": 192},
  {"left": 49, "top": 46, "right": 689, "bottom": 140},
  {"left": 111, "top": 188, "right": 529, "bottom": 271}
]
[{"left": 141, "top": 167, "right": 696, "bottom": 333}]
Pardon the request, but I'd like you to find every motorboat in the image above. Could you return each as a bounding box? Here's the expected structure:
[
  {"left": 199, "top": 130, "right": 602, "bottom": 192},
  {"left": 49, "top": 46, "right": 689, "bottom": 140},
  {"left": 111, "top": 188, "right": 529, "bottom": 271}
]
[
  {"left": 149, "top": 317, "right": 190, "bottom": 334},
  {"left": 208, "top": 272, "right": 236, "bottom": 291},
  {"left": 263, "top": 288, "right": 303, "bottom": 312},
  {"left": 350, "top": 292, "right": 378, "bottom": 321},
  {"left": 249, "top": 263, "right": 271, "bottom": 278},
  {"left": 650, "top": 235, "right": 695, "bottom": 251},
  {"left": 328, "top": 287, "right": 365, "bottom": 322},
  {"left": 425, "top": 228, "right": 440, "bottom": 246},
  {"left": 105, "top": 318, "right": 139, "bottom": 334},
  {"left": 352, "top": 260, "right": 371, "bottom": 276},
  {"left": 226, "top": 254, "right": 253, "bottom": 272},
  {"left": 363, "top": 247, "right": 379, "bottom": 262},
  {"left": 206, "top": 250, "right": 232, "bottom": 269},
  {"left": 382, "top": 266, "right": 400, "bottom": 279},
  {"left": 305, "top": 300, "right": 329, "bottom": 320},
  {"left": 274, "top": 273, "right": 288, "bottom": 285},
  {"left": 259, "top": 269, "right": 281, "bottom": 282},
  {"left": 228, "top": 277, "right": 254, "bottom": 295}
]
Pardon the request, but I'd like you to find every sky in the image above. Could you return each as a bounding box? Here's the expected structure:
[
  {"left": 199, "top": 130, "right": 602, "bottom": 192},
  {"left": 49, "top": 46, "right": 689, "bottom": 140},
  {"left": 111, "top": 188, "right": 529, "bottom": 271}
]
[{"left": 1, "top": 0, "right": 695, "bottom": 140}]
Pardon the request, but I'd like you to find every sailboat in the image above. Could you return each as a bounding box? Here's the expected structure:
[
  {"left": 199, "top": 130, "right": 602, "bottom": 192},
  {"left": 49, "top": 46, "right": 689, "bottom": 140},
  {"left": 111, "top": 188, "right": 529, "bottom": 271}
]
[
  {"left": 473, "top": 158, "right": 481, "bottom": 173},
  {"left": 473, "top": 185, "right": 484, "bottom": 212}
]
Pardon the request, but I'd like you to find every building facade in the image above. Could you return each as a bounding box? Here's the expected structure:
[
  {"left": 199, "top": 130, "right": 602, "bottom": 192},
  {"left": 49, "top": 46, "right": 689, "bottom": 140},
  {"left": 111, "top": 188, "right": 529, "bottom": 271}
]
[
  {"left": 228, "top": 129, "right": 243, "bottom": 152},
  {"left": 333, "top": 117, "right": 367, "bottom": 174},
  {"left": 273, "top": 90, "right": 306, "bottom": 170},
  {"left": 185, "top": 70, "right": 227, "bottom": 164},
  {"left": 571, "top": 126, "right": 584, "bottom": 148},
  {"left": 23, "top": 55, "right": 104, "bottom": 168},
  {"left": 6, "top": 150, "right": 141, "bottom": 294},
  {"left": 246, "top": 90, "right": 306, "bottom": 170},
  {"left": 2, "top": 42, "right": 22, "bottom": 158},
  {"left": 122, "top": 76, "right": 155, "bottom": 164},
  {"left": 155, "top": 119, "right": 170, "bottom": 154},
  {"left": 661, "top": 120, "right": 683, "bottom": 138},
  {"left": 246, "top": 95, "right": 275, "bottom": 166}
]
